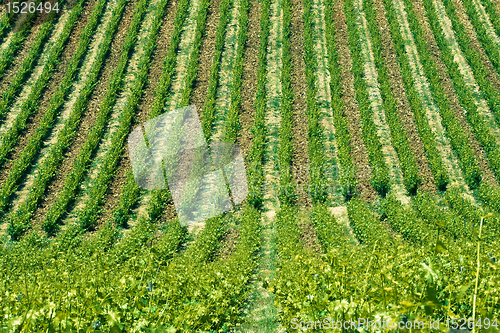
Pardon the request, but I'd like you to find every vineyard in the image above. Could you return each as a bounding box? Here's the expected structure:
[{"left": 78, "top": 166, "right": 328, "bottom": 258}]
[{"left": 0, "top": 0, "right": 499, "bottom": 330}]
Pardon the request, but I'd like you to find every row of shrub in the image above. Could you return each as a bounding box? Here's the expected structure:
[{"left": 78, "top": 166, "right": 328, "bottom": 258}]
[
  {"left": 77, "top": 0, "right": 176, "bottom": 231},
  {"left": 0, "top": 0, "right": 107, "bottom": 232},
  {"left": 0, "top": 0, "right": 85, "bottom": 172},
  {"left": 0, "top": 0, "right": 45, "bottom": 79},
  {"left": 41, "top": 0, "right": 149, "bottom": 235},
  {"left": 4, "top": 0, "right": 123, "bottom": 240},
  {"left": 363, "top": 0, "right": 421, "bottom": 194},
  {"left": 461, "top": 0, "right": 500, "bottom": 75},
  {"left": 246, "top": 0, "right": 271, "bottom": 208},
  {"left": 200, "top": 0, "right": 231, "bottom": 141},
  {"left": 421, "top": 0, "right": 499, "bottom": 185},
  {"left": 344, "top": 0, "right": 390, "bottom": 195},
  {"left": 384, "top": 0, "right": 457, "bottom": 190},
  {"left": 324, "top": 0, "right": 358, "bottom": 198}
]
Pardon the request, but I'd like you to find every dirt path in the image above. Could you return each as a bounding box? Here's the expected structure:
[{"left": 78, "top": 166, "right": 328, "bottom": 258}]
[
  {"left": 431, "top": 0, "right": 500, "bottom": 145},
  {"left": 353, "top": 0, "right": 410, "bottom": 204},
  {"left": 392, "top": 0, "right": 467, "bottom": 188},
  {"left": 332, "top": 0, "right": 377, "bottom": 202}
]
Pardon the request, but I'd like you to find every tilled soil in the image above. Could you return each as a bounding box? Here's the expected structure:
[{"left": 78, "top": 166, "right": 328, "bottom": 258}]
[
  {"left": 0, "top": 0, "right": 98, "bottom": 191},
  {"left": 213, "top": 227, "right": 239, "bottom": 260},
  {"left": 297, "top": 219, "right": 323, "bottom": 255},
  {"left": 96, "top": 0, "right": 181, "bottom": 229},
  {"left": 31, "top": 0, "right": 138, "bottom": 231},
  {"left": 372, "top": 0, "right": 437, "bottom": 194},
  {"left": 290, "top": 0, "right": 312, "bottom": 208},
  {"left": 412, "top": 0, "right": 499, "bottom": 186},
  {"left": 332, "top": 0, "right": 377, "bottom": 202}
]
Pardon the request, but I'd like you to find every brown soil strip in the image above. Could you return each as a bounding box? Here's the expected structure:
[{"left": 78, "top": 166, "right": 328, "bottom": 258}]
[
  {"left": 411, "top": 0, "right": 499, "bottom": 186},
  {"left": 213, "top": 227, "right": 239, "bottom": 260},
  {"left": 298, "top": 219, "right": 323, "bottom": 255},
  {"left": 96, "top": 0, "right": 180, "bottom": 229},
  {"left": 31, "top": 0, "right": 138, "bottom": 230},
  {"left": 290, "top": 0, "right": 311, "bottom": 207},
  {"left": 372, "top": 0, "right": 437, "bottom": 194},
  {"left": 453, "top": 0, "right": 500, "bottom": 92},
  {"left": 332, "top": 0, "right": 377, "bottom": 202},
  {"left": 0, "top": 0, "right": 98, "bottom": 187}
]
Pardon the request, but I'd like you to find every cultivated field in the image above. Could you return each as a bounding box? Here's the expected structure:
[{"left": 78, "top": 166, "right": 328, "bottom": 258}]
[{"left": 0, "top": 0, "right": 499, "bottom": 331}]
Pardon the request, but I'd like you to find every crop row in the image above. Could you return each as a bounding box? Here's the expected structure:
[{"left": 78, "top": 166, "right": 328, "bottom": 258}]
[
  {"left": 246, "top": 0, "right": 270, "bottom": 208},
  {"left": 302, "top": 0, "right": 328, "bottom": 203},
  {"left": 344, "top": 0, "right": 390, "bottom": 195},
  {"left": 0, "top": 0, "right": 108, "bottom": 215},
  {"left": 385, "top": 0, "right": 463, "bottom": 190},
  {"left": 200, "top": 0, "right": 231, "bottom": 141},
  {"left": 0, "top": 0, "right": 45, "bottom": 79},
  {"left": 145, "top": 0, "right": 211, "bottom": 226},
  {"left": 0, "top": 11, "right": 13, "bottom": 41},
  {"left": 422, "top": 0, "right": 500, "bottom": 183},
  {"left": 0, "top": 2, "right": 84, "bottom": 173},
  {"left": 76, "top": 0, "right": 175, "bottom": 231},
  {"left": 480, "top": 0, "right": 500, "bottom": 36},
  {"left": 324, "top": 0, "right": 357, "bottom": 198},
  {"left": 41, "top": 0, "right": 149, "bottom": 235},
  {"left": 362, "top": 0, "right": 420, "bottom": 194},
  {"left": 4, "top": 0, "right": 123, "bottom": 240},
  {"left": 461, "top": 0, "right": 500, "bottom": 75},
  {"left": 0, "top": 0, "right": 59, "bottom": 128},
  {"left": 223, "top": 0, "right": 249, "bottom": 144},
  {"left": 278, "top": 0, "right": 295, "bottom": 204},
  {"left": 109, "top": 0, "right": 192, "bottom": 227},
  {"left": 439, "top": 0, "right": 500, "bottom": 132}
]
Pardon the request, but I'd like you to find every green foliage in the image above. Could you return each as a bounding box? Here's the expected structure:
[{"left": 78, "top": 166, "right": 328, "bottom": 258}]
[
  {"left": 43, "top": 0, "right": 148, "bottom": 234},
  {"left": 383, "top": 0, "right": 454, "bottom": 190},
  {"left": 461, "top": 0, "right": 500, "bottom": 76},
  {"left": 1, "top": 0, "right": 113, "bottom": 239},
  {"left": 0, "top": 0, "right": 82, "bottom": 172},
  {"left": 347, "top": 197, "right": 391, "bottom": 245},
  {"left": 344, "top": 0, "right": 390, "bottom": 196},
  {"left": 279, "top": 0, "right": 296, "bottom": 204},
  {"left": 324, "top": 0, "right": 358, "bottom": 198},
  {"left": 421, "top": 0, "right": 500, "bottom": 185},
  {"left": 0, "top": 0, "right": 46, "bottom": 80},
  {"left": 246, "top": 0, "right": 271, "bottom": 208},
  {"left": 363, "top": 0, "right": 421, "bottom": 194}
]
